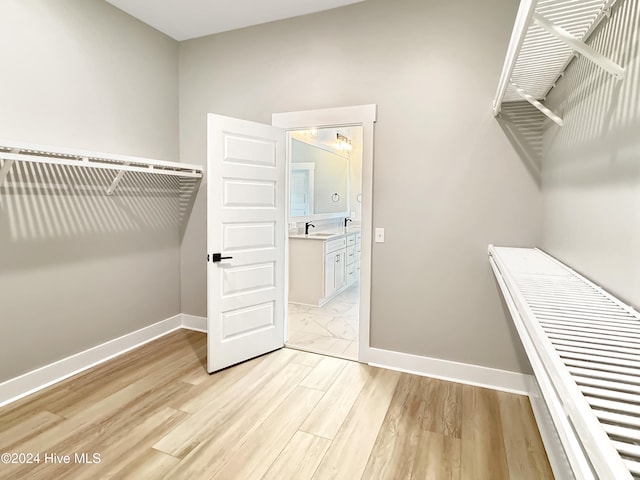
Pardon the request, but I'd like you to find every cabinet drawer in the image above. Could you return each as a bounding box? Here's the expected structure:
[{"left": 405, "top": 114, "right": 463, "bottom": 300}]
[
  {"left": 346, "top": 234, "right": 356, "bottom": 246},
  {"left": 346, "top": 245, "right": 356, "bottom": 265},
  {"left": 326, "top": 237, "right": 347, "bottom": 253},
  {"left": 346, "top": 263, "right": 356, "bottom": 281}
]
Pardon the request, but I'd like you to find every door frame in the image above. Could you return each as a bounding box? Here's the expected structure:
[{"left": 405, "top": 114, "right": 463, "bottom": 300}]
[{"left": 272, "top": 104, "right": 377, "bottom": 363}]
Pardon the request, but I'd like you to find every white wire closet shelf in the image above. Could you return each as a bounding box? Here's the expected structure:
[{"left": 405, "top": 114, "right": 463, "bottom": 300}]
[
  {"left": 489, "top": 245, "right": 640, "bottom": 480},
  {"left": 0, "top": 139, "right": 203, "bottom": 195},
  {"left": 493, "top": 0, "right": 625, "bottom": 126}
]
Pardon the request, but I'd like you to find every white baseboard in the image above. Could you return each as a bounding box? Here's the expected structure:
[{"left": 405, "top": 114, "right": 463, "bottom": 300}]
[
  {"left": 367, "top": 347, "right": 533, "bottom": 395},
  {"left": 1, "top": 316, "right": 532, "bottom": 408},
  {"left": 181, "top": 314, "right": 207, "bottom": 332},
  {"left": 0, "top": 314, "right": 184, "bottom": 408}
]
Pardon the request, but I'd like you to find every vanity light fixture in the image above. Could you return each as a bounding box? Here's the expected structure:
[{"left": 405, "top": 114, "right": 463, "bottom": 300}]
[{"left": 336, "top": 132, "right": 352, "bottom": 151}]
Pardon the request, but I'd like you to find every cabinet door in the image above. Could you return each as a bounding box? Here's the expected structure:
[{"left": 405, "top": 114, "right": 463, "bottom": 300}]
[
  {"left": 325, "top": 251, "right": 337, "bottom": 297},
  {"left": 334, "top": 249, "right": 347, "bottom": 291}
]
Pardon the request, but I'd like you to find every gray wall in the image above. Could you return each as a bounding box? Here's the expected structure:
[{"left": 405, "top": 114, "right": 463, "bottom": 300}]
[
  {"left": 542, "top": 0, "right": 640, "bottom": 308},
  {"left": 179, "top": 0, "right": 541, "bottom": 372},
  {"left": 0, "top": 0, "right": 181, "bottom": 380}
]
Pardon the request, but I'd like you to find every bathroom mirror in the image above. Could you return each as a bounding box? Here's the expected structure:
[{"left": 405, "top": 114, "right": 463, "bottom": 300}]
[{"left": 289, "top": 133, "right": 349, "bottom": 221}]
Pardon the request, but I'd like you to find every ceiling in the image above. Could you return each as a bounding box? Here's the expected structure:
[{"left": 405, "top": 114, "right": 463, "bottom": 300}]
[{"left": 105, "top": 0, "right": 366, "bottom": 41}]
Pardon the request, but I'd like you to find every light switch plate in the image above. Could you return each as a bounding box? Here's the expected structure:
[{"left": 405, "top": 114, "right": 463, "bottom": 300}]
[{"left": 375, "top": 227, "right": 385, "bottom": 243}]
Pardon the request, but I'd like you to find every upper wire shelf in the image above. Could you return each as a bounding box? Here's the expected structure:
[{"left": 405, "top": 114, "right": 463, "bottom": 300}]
[
  {"left": 0, "top": 139, "right": 202, "bottom": 195},
  {"left": 493, "top": 0, "right": 624, "bottom": 126}
]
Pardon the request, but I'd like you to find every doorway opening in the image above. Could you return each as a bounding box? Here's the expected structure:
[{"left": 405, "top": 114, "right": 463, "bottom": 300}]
[
  {"left": 273, "top": 104, "right": 376, "bottom": 364},
  {"left": 286, "top": 126, "right": 363, "bottom": 360}
]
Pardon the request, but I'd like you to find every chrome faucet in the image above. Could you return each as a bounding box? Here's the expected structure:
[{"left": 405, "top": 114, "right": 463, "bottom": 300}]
[{"left": 305, "top": 222, "right": 315, "bottom": 235}]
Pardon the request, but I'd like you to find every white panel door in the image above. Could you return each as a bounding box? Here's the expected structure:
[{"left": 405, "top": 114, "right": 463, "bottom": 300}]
[{"left": 207, "top": 114, "right": 285, "bottom": 373}]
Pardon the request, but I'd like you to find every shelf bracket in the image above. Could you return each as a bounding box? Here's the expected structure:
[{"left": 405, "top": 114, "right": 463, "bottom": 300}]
[
  {"left": 0, "top": 159, "right": 15, "bottom": 188},
  {"left": 533, "top": 12, "right": 625, "bottom": 79},
  {"left": 106, "top": 162, "right": 130, "bottom": 196},
  {"left": 511, "top": 82, "right": 564, "bottom": 127}
]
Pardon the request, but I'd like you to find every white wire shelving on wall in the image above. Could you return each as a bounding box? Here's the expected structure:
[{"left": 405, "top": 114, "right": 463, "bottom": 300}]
[
  {"left": 493, "top": 0, "right": 625, "bottom": 126},
  {"left": 489, "top": 246, "right": 640, "bottom": 480},
  {"left": 0, "top": 139, "right": 203, "bottom": 196}
]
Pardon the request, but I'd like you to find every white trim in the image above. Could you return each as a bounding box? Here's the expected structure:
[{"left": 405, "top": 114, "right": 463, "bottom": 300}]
[
  {"left": 181, "top": 314, "right": 207, "bottom": 333},
  {"left": 272, "top": 105, "right": 377, "bottom": 365},
  {"left": 272, "top": 104, "right": 376, "bottom": 130},
  {"left": 367, "top": 347, "right": 533, "bottom": 395},
  {"left": 0, "top": 314, "right": 184, "bottom": 408}
]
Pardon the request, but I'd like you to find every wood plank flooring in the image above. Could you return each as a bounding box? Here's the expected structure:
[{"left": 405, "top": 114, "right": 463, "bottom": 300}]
[{"left": 0, "top": 330, "right": 554, "bottom": 479}]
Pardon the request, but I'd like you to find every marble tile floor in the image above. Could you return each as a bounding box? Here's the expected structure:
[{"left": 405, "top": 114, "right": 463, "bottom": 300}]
[{"left": 287, "top": 283, "right": 360, "bottom": 360}]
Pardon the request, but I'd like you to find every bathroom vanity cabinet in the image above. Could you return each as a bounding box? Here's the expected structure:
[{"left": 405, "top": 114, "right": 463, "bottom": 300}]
[
  {"left": 289, "top": 231, "right": 360, "bottom": 306},
  {"left": 345, "top": 232, "right": 361, "bottom": 287}
]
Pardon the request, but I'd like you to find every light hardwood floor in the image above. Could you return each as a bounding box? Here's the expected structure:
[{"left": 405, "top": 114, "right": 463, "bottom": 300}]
[{"left": 0, "top": 330, "right": 553, "bottom": 479}]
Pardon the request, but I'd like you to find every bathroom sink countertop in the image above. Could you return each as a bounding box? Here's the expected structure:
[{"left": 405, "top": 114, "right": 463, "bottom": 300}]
[{"left": 289, "top": 229, "right": 360, "bottom": 241}]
